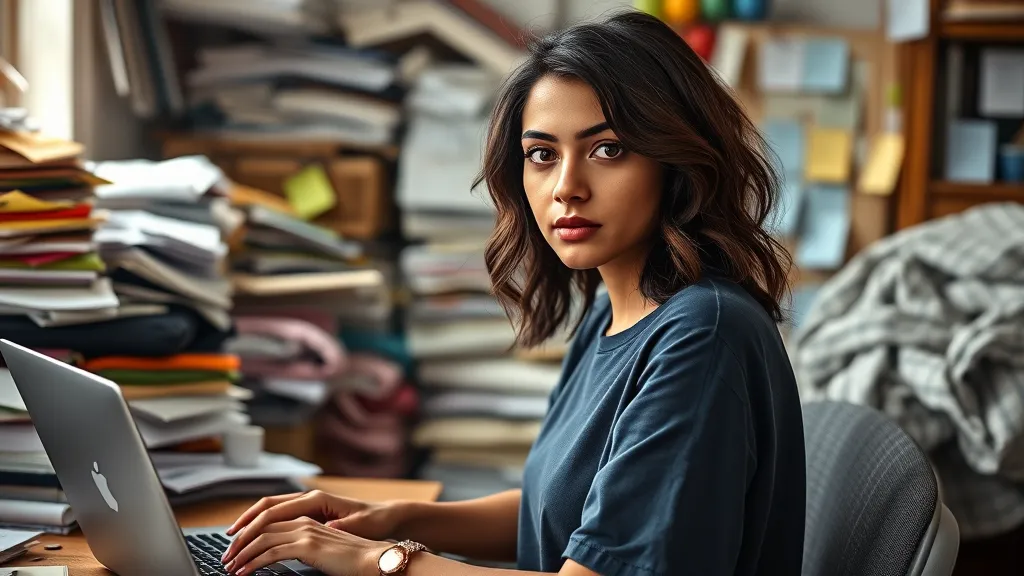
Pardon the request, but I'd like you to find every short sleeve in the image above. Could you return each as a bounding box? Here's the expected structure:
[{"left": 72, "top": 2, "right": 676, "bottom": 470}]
[{"left": 564, "top": 327, "right": 756, "bottom": 576}]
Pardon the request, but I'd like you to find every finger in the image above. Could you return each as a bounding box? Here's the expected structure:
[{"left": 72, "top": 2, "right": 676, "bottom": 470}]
[
  {"left": 224, "top": 496, "right": 324, "bottom": 562},
  {"left": 226, "top": 492, "right": 304, "bottom": 536},
  {"left": 224, "top": 521, "right": 311, "bottom": 573},
  {"left": 235, "top": 539, "right": 311, "bottom": 576}
]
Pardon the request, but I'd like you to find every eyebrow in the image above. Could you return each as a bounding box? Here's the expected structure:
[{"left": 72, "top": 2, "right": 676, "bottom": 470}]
[{"left": 521, "top": 121, "right": 611, "bottom": 142}]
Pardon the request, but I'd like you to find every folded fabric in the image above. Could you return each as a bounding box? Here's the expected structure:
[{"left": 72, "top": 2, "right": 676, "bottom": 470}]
[
  {"left": 80, "top": 353, "right": 240, "bottom": 373},
  {"left": 224, "top": 334, "right": 302, "bottom": 360},
  {"left": 318, "top": 408, "right": 406, "bottom": 457},
  {"left": 233, "top": 316, "right": 346, "bottom": 380},
  {"left": 333, "top": 384, "right": 419, "bottom": 429},
  {"left": 94, "top": 369, "right": 238, "bottom": 385}
]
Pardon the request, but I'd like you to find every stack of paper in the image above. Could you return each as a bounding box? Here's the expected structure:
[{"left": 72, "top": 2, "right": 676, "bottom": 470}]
[
  {"left": 184, "top": 43, "right": 401, "bottom": 147},
  {"left": 0, "top": 123, "right": 117, "bottom": 327},
  {"left": 0, "top": 527, "right": 43, "bottom": 562},
  {"left": 231, "top": 204, "right": 383, "bottom": 297}
]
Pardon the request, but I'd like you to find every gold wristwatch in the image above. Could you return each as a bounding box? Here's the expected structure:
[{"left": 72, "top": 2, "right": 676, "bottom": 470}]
[{"left": 377, "top": 540, "right": 428, "bottom": 575}]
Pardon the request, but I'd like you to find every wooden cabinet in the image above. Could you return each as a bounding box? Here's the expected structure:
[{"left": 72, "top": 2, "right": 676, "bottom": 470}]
[{"left": 897, "top": 0, "right": 1024, "bottom": 229}]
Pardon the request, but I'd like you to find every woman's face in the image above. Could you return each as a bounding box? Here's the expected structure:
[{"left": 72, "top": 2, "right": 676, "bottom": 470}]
[{"left": 520, "top": 75, "right": 664, "bottom": 271}]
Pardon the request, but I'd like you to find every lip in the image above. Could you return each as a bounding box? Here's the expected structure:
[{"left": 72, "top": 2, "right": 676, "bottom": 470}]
[{"left": 553, "top": 215, "right": 601, "bottom": 242}]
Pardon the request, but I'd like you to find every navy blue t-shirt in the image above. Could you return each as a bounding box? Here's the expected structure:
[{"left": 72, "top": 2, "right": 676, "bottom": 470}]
[{"left": 517, "top": 277, "right": 805, "bottom": 575}]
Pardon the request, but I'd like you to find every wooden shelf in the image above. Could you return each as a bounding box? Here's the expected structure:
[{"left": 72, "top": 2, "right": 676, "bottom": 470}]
[
  {"left": 931, "top": 180, "right": 1024, "bottom": 200},
  {"left": 940, "top": 21, "right": 1024, "bottom": 41}
]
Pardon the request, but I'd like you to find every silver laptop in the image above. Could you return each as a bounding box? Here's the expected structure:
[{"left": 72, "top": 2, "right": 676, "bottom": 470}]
[{"left": 0, "top": 339, "right": 322, "bottom": 576}]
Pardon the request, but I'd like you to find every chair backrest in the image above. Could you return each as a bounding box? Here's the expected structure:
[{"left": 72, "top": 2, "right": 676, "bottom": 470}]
[{"left": 802, "top": 401, "right": 957, "bottom": 576}]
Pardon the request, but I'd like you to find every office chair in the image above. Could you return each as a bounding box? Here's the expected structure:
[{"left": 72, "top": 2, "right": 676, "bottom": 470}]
[{"left": 802, "top": 401, "right": 960, "bottom": 576}]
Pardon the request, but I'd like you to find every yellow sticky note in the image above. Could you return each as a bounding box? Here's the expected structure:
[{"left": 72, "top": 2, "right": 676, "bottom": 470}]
[
  {"left": 805, "top": 128, "right": 853, "bottom": 183},
  {"left": 858, "top": 133, "right": 905, "bottom": 195},
  {"left": 283, "top": 164, "right": 336, "bottom": 221}
]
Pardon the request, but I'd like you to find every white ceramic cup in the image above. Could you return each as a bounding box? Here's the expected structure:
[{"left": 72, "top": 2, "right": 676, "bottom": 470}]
[{"left": 223, "top": 425, "right": 264, "bottom": 468}]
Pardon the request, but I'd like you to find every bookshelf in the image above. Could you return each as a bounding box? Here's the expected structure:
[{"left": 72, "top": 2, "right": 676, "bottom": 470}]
[{"left": 897, "top": 0, "right": 1024, "bottom": 229}]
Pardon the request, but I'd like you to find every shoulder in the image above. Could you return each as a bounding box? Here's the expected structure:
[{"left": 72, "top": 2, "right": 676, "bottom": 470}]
[{"left": 643, "top": 276, "right": 782, "bottom": 376}]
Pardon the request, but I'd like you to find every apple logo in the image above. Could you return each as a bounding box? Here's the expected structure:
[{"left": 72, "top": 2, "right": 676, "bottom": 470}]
[{"left": 91, "top": 461, "right": 118, "bottom": 512}]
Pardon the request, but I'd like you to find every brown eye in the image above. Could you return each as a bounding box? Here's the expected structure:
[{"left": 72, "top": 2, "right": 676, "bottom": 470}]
[
  {"left": 592, "top": 142, "right": 623, "bottom": 159},
  {"left": 527, "top": 148, "right": 557, "bottom": 164}
]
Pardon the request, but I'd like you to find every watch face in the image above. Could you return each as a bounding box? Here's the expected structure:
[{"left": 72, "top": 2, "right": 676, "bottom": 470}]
[{"left": 378, "top": 546, "right": 408, "bottom": 574}]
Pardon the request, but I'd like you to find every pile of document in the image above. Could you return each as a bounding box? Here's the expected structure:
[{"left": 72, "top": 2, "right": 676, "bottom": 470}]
[
  {"left": 230, "top": 204, "right": 384, "bottom": 298},
  {"left": 68, "top": 156, "right": 250, "bottom": 448},
  {"left": 184, "top": 42, "right": 402, "bottom": 146},
  {"left": 393, "top": 66, "right": 563, "bottom": 499},
  {"left": 0, "top": 121, "right": 118, "bottom": 331}
]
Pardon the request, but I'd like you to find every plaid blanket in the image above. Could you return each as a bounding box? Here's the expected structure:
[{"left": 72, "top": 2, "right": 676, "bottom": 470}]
[{"left": 791, "top": 202, "right": 1024, "bottom": 540}]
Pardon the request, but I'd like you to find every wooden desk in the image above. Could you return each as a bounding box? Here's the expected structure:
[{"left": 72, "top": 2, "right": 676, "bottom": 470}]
[{"left": 2, "top": 477, "right": 442, "bottom": 576}]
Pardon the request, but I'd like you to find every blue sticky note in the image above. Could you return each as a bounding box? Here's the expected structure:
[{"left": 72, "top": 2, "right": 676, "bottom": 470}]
[
  {"left": 790, "top": 283, "right": 823, "bottom": 329},
  {"left": 796, "top": 185, "right": 850, "bottom": 270},
  {"left": 770, "top": 179, "right": 804, "bottom": 237},
  {"left": 802, "top": 38, "right": 849, "bottom": 93},
  {"left": 763, "top": 119, "right": 805, "bottom": 175},
  {"left": 946, "top": 120, "right": 997, "bottom": 183}
]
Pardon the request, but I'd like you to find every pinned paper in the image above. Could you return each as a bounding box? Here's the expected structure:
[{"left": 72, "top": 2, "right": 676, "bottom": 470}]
[
  {"left": 816, "top": 62, "right": 867, "bottom": 130},
  {"left": 710, "top": 25, "right": 750, "bottom": 87},
  {"left": 886, "top": 0, "right": 929, "bottom": 42},
  {"left": 802, "top": 38, "right": 850, "bottom": 93},
  {"left": 759, "top": 38, "right": 805, "bottom": 92},
  {"left": 771, "top": 180, "right": 804, "bottom": 237},
  {"left": 796, "top": 185, "right": 851, "bottom": 270},
  {"left": 946, "top": 120, "right": 997, "bottom": 183},
  {"left": 805, "top": 128, "right": 853, "bottom": 183},
  {"left": 763, "top": 119, "right": 805, "bottom": 175},
  {"left": 763, "top": 95, "right": 819, "bottom": 122},
  {"left": 790, "top": 283, "right": 823, "bottom": 329},
  {"left": 283, "top": 163, "right": 337, "bottom": 221},
  {"left": 858, "top": 133, "right": 905, "bottom": 195},
  {"left": 980, "top": 49, "right": 1024, "bottom": 117}
]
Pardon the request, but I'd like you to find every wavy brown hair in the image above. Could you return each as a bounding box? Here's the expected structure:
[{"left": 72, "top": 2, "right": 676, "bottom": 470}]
[{"left": 476, "top": 10, "right": 792, "bottom": 349}]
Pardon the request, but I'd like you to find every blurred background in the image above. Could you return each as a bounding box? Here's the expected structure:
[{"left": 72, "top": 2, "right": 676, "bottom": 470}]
[{"left": 0, "top": 0, "right": 1021, "bottom": 574}]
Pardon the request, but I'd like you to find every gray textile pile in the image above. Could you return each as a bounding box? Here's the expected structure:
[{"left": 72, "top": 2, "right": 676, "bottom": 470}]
[{"left": 791, "top": 202, "right": 1024, "bottom": 540}]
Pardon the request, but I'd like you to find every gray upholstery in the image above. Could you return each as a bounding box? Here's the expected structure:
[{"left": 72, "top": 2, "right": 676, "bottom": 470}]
[{"left": 802, "top": 401, "right": 959, "bottom": 576}]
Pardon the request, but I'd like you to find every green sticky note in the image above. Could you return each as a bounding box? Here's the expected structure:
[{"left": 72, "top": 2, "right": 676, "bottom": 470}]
[{"left": 284, "top": 164, "right": 337, "bottom": 221}]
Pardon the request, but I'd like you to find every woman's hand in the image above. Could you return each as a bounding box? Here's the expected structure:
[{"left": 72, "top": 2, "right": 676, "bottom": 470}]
[
  {"left": 221, "top": 490, "right": 402, "bottom": 566},
  {"left": 222, "top": 516, "right": 389, "bottom": 576}
]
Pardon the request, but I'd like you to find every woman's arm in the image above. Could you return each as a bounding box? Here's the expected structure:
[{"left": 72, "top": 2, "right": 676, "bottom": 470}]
[{"left": 391, "top": 488, "right": 522, "bottom": 562}]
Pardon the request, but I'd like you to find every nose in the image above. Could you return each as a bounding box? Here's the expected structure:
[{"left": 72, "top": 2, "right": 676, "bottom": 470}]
[{"left": 552, "top": 157, "right": 591, "bottom": 204}]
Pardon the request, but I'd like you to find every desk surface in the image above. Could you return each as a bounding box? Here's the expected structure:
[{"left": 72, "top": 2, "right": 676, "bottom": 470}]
[{"left": 2, "top": 477, "right": 442, "bottom": 576}]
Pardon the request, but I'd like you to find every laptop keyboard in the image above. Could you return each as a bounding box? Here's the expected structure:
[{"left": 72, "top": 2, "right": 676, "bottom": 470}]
[{"left": 186, "top": 533, "right": 294, "bottom": 576}]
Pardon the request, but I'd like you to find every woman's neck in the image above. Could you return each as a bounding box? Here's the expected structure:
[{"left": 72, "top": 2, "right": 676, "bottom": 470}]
[{"left": 598, "top": 246, "right": 660, "bottom": 337}]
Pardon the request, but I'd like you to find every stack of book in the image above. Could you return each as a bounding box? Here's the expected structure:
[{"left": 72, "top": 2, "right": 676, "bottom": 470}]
[
  {"left": 0, "top": 116, "right": 111, "bottom": 535},
  {"left": 395, "top": 66, "right": 564, "bottom": 497},
  {"left": 80, "top": 156, "right": 247, "bottom": 448}
]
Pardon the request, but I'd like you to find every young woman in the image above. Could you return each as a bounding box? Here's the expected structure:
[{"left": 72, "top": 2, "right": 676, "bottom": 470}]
[{"left": 220, "top": 10, "right": 805, "bottom": 576}]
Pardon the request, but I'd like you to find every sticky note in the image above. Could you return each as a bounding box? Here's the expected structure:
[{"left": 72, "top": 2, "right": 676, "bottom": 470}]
[
  {"left": 796, "top": 185, "right": 850, "bottom": 270},
  {"left": 763, "top": 95, "right": 819, "bottom": 122},
  {"left": 770, "top": 180, "right": 804, "bottom": 237},
  {"left": 710, "top": 25, "right": 749, "bottom": 87},
  {"left": 790, "top": 283, "right": 823, "bottom": 329},
  {"left": 283, "top": 163, "right": 336, "bottom": 221},
  {"left": 816, "top": 62, "right": 868, "bottom": 130},
  {"left": 802, "top": 38, "right": 850, "bottom": 93},
  {"left": 979, "top": 49, "right": 1024, "bottom": 117},
  {"left": 887, "top": 0, "right": 929, "bottom": 42},
  {"left": 759, "top": 39, "right": 805, "bottom": 92},
  {"left": 946, "top": 120, "right": 997, "bottom": 183},
  {"left": 858, "top": 133, "right": 905, "bottom": 195},
  {"left": 763, "top": 119, "right": 805, "bottom": 176},
  {"left": 805, "top": 128, "right": 853, "bottom": 183}
]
